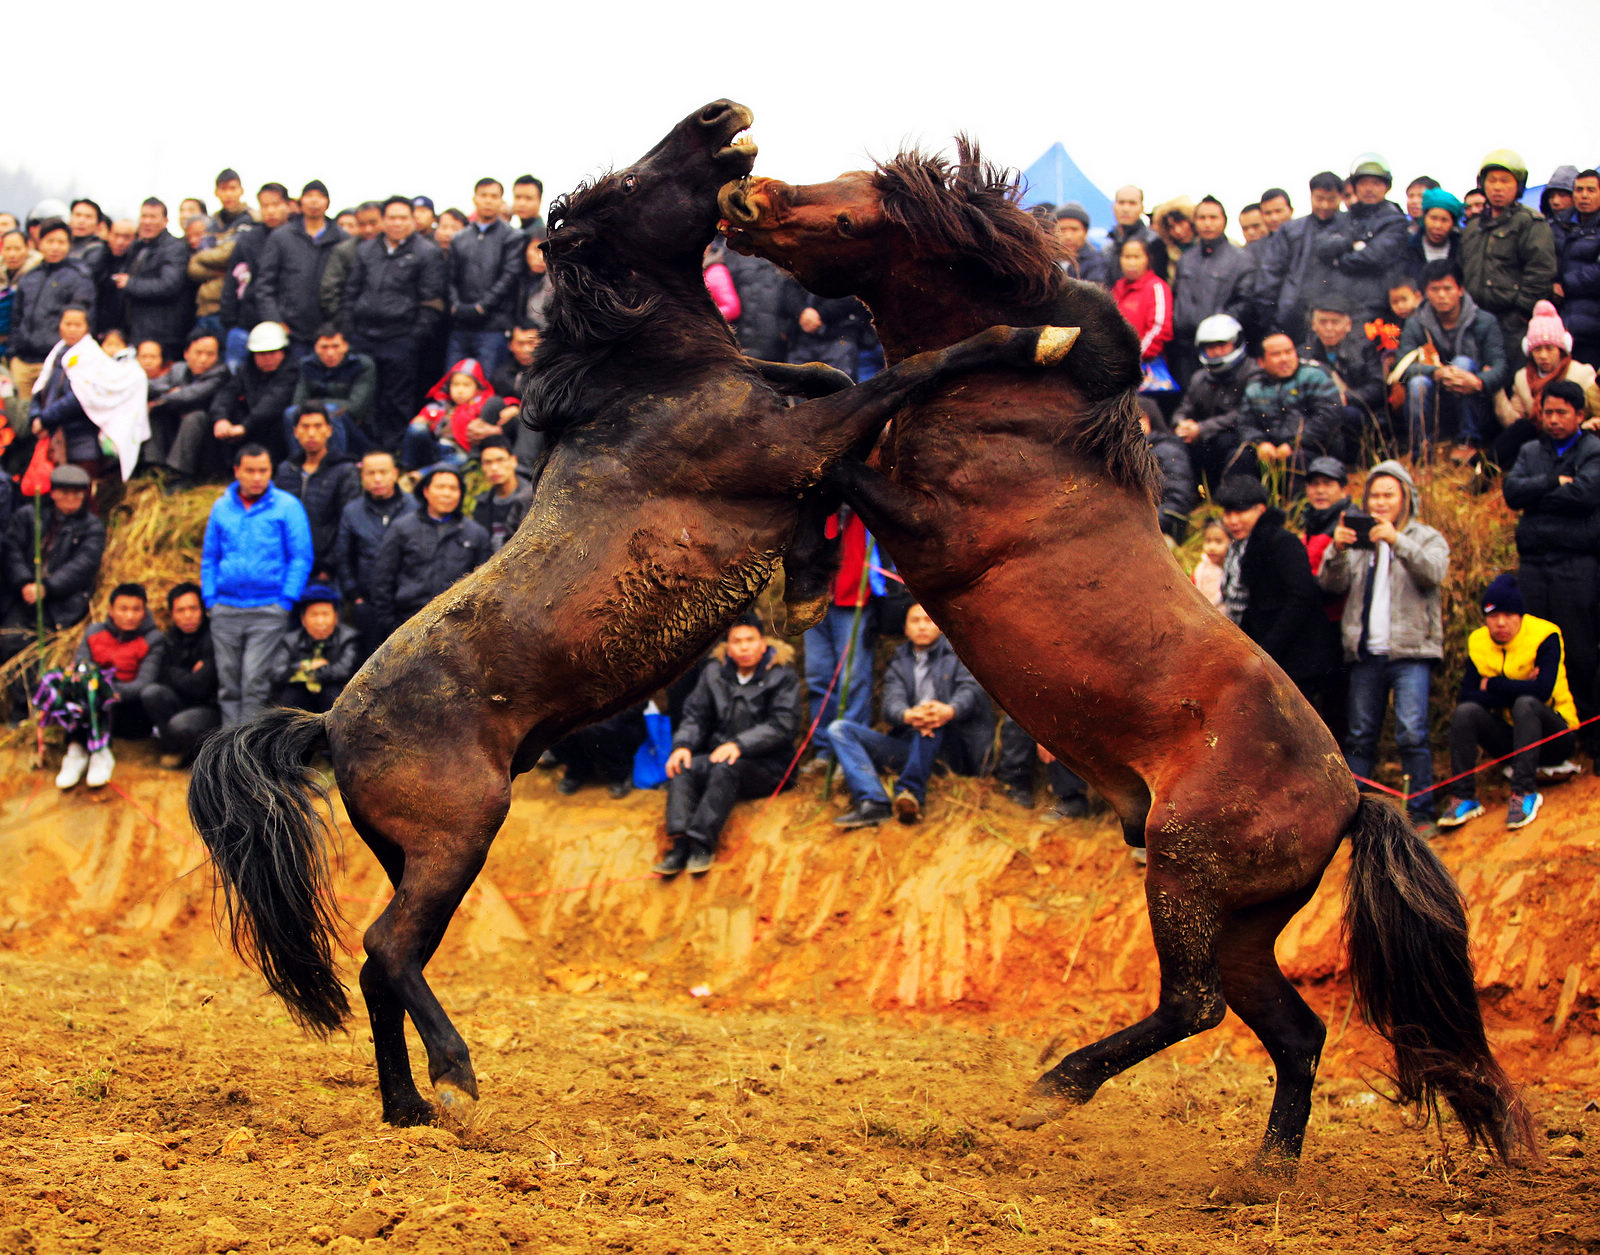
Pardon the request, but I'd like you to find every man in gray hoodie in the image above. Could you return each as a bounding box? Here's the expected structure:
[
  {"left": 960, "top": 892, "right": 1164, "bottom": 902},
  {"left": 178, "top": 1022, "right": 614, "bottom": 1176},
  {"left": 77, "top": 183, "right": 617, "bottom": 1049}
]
[{"left": 1319, "top": 459, "right": 1450, "bottom": 831}]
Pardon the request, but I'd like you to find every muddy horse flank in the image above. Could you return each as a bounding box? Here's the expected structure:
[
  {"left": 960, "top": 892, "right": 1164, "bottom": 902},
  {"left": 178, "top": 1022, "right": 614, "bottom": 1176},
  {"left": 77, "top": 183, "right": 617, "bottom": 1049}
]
[
  {"left": 719, "top": 141, "right": 1532, "bottom": 1168},
  {"left": 188, "top": 103, "right": 1074, "bottom": 1127}
]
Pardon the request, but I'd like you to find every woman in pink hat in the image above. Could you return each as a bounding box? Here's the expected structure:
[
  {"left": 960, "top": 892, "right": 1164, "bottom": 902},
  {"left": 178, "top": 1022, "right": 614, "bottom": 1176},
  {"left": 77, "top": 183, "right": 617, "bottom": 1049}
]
[{"left": 1490, "top": 299, "right": 1600, "bottom": 469}]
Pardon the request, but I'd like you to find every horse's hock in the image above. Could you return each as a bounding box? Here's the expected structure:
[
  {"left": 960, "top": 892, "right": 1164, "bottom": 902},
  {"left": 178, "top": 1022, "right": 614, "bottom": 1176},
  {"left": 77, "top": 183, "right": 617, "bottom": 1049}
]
[{"left": 2, "top": 744, "right": 1597, "bottom": 1087}]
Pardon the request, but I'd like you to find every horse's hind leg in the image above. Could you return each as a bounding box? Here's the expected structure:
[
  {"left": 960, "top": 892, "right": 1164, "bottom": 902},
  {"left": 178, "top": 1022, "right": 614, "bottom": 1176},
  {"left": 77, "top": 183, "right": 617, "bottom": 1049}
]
[
  {"left": 1021, "top": 875, "right": 1225, "bottom": 1123},
  {"left": 1215, "top": 891, "right": 1325, "bottom": 1171}
]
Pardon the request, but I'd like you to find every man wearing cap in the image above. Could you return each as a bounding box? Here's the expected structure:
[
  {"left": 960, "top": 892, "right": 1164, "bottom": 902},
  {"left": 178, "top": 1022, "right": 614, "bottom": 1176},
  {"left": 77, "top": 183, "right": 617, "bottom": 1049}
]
[
  {"left": 201, "top": 442, "right": 313, "bottom": 726},
  {"left": 256, "top": 180, "right": 346, "bottom": 355},
  {"left": 1171, "top": 196, "right": 1255, "bottom": 386},
  {"left": 165, "top": 321, "right": 298, "bottom": 480},
  {"left": 0, "top": 464, "right": 105, "bottom": 648},
  {"left": 1460, "top": 150, "right": 1558, "bottom": 374},
  {"left": 1306, "top": 156, "right": 1409, "bottom": 324},
  {"left": 1438, "top": 574, "right": 1578, "bottom": 832},
  {"left": 411, "top": 197, "right": 436, "bottom": 237},
  {"left": 1503, "top": 378, "right": 1600, "bottom": 754},
  {"left": 1304, "top": 297, "right": 1388, "bottom": 455},
  {"left": 1053, "top": 204, "right": 1105, "bottom": 284}
]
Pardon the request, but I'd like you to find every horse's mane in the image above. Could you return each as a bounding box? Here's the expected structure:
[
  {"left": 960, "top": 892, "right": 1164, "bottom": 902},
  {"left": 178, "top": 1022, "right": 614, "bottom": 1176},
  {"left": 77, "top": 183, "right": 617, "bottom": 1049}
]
[{"left": 872, "top": 137, "right": 1066, "bottom": 309}]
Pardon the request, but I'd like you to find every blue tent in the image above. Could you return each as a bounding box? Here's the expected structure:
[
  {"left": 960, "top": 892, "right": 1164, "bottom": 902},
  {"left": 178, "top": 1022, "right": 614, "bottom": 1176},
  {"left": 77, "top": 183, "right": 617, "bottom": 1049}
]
[{"left": 1018, "top": 142, "right": 1115, "bottom": 232}]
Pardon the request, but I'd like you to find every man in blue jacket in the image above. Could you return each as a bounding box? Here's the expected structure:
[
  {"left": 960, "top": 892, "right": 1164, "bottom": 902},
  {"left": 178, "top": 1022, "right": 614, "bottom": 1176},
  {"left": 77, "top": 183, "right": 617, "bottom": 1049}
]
[{"left": 201, "top": 443, "right": 313, "bottom": 725}]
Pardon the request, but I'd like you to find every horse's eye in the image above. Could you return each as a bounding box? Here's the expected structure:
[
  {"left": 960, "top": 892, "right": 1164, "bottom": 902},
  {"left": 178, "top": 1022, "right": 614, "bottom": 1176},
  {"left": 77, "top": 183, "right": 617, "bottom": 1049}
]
[
  {"left": 836, "top": 213, "right": 855, "bottom": 237},
  {"left": 622, "top": 175, "right": 639, "bottom": 195}
]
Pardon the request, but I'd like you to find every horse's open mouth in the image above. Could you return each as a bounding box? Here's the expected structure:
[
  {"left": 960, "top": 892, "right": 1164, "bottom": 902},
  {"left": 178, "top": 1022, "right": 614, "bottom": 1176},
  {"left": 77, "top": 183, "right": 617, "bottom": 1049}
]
[{"left": 715, "top": 128, "right": 758, "bottom": 167}]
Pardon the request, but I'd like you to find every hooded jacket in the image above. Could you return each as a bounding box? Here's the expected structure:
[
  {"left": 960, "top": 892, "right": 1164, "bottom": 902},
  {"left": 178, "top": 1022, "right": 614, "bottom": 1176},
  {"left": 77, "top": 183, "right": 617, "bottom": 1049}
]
[
  {"left": 1111, "top": 268, "right": 1173, "bottom": 362},
  {"left": 447, "top": 218, "right": 522, "bottom": 330},
  {"left": 1318, "top": 460, "right": 1450, "bottom": 662},
  {"left": 116, "top": 231, "right": 192, "bottom": 351},
  {"left": 1396, "top": 290, "right": 1508, "bottom": 394},
  {"left": 1, "top": 498, "right": 105, "bottom": 630},
  {"left": 1459, "top": 201, "right": 1558, "bottom": 320},
  {"left": 76, "top": 610, "right": 165, "bottom": 700},
  {"left": 342, "top": 232, "right": 447, "bottom": 343},
  {"left": 368, "top": 502, "right": 490, "bottom": 627},
  {"left": 256, "top": 216, "right": 347, "bottom": 343},
  {"left": 415, "top": 358, "right": 500, "bottom": 449},
  {"left": 673, "top": 641, "right": 801, "bottom": 760},
  {"left": 201, "top": 481, "right": 314, "bottom": 612},
  {"left": 1502, "top": 426, "right": 1600, "bottom": 559},
  {"left": 10, "top": 258, "right": 96, "bottom": 362},
  {"left": 335, "top": 488, "right": 417, "bottom": 600}
]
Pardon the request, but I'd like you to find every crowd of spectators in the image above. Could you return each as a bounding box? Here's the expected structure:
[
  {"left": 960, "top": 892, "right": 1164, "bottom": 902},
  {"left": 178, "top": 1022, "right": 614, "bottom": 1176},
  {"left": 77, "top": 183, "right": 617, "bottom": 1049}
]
[{"left": 0, "top": 146, "right": 1597, "bottom": 857}]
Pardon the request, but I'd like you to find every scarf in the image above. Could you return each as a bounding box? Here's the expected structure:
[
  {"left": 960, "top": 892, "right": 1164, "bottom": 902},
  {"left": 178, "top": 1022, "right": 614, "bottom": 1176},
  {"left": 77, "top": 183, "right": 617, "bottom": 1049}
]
[
  {"left": 1523, "top": 355, "right": 1572, "bottom": 413},
  {"left": 1220, "top": 537, "right": 1249, "bottom": 625}
]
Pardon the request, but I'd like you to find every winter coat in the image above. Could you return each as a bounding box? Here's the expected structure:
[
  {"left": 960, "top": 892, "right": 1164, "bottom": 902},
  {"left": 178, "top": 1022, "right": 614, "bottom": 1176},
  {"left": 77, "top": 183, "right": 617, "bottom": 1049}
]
[
  {"left": 272, "top": 451, "right": 361, "bottom": 573},
  {"left": 673, "top": 643, "right": 801, "bottom": 760},
  {"left": 156, "top": 621, "right": 217, "bottom": 706},
  {"left": 1236, "top": 507, "right": 1339, "bottom": 681},
  {"left": 1, "top": 499, "right": 105, "bottom": 630},
  {"left": 291, "top": 351, "right": 376, "bottom": 430},
  {"left": 1172, "top": 237, "right": 1255, "bottom": 341},
  {"left": 256, "top": 216, "right": 347, "bottom": 344},
  {"left": 414, "top": 358, "right": 501, "bottom": 450},
  {"left": 446, "top": 219, "right": 521, "bottom": 331},
  {"left": 513, "top": 269, "right": 553, "bottom": 332},
  {"left": 1459, "top": 202, "right": 1558, "bottom": 321},
  {"left": 201, "top": 481, "right": 314, "bottom": 612},
  {"left": 68, "top": 236, "right": 108, "bottom": 285},
  {"left": 472, "top": 479, "right": 533, "bottom": 553},
  {"left": 1315, "top": 199, "right": 1410, "bottom": 321},
  {"left": 1301, "top": 331, "right": 1386, "bottom": 413},
  {"left": 1494, "top": 358, "right": 1600, "bottom": 426},
  {"left": 268, "top": 620, "right": 362, "bottom": 691},
  {"left": 335, "top": 489, "right": 417, "bottom": 601},
  {"left": 188, "top": 210, "right": 256, "bottom": 320},
  {"left": 30, "top": 353, "right": 102, "bottom": 463},
  {"left": 722, "top": 250, "right": 787, "bottom": 361},
  {"left": 368, "top": 508, "right": 490, "bottom": 627},
  {"left": 1254, "top": 212, "right": 1345, "bottom": 340},
  {"left": 208, "top": 358, "right": 299, "bottom": 459},
  {"left": 318, "top": 236, "right": 360, "bottom": 325},
  {"left": 1148, "top": 429, "right": 1197, "bottom": 541},
  {"left": 1111, "top": 269, "right": 1173, "bottom": 362},
  {"left": 1559, "top": 210, "right": 1600, "bottom": 344},
  {"left": 116, "top": 232, "right": 191, "bottom": 351},
  {"left": 1397, "top": 293, "right": 1508, "bottom": 395},
  {"left": 1403, "top": 227, "right": 1459, "bottom": 283},
  {"left": 76, "top": 611, "right": 164, "bottom": 701},
  {"left": 10, "top": 259, "right": 96, "bottom": 362},
  {"left": 1318, "top": 460, "right": 1449, "bottom": 662},
  {"left": 0, "top": 249, "right": 41, "bottom": 347},
  {"left": 1174, "top": 355, "right": 1259, "bottom": 443},
  {"left": 1238, "top": 364, "right": 1343, "bottom": 454},
  {"left": 704, "top": 262, "right": 740, "bottom": 322},
  {"left": 879, "top": 633, "right": 994, "bottom": 772},
  {"left": 219, "top": 222, "right": 277, "bottom": 332},
  {"left": 149, "top": 359, "right": 230, "bottom": 418},
  {"left": 1503, "top": 428, "right": 1600, "bottom": 559},
  {"left": 342, "top": 234, "right": 447, "bottom": 343}
]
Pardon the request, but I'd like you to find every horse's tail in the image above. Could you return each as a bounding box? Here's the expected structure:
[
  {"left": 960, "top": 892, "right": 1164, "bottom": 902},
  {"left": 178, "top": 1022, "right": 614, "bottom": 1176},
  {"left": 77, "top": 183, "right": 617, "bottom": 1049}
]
[
  {"left": 188, "top": 706, "right": 350, "bottom": 1036},
  {"left": 1341, "top": 795, "right": 1533, "bottom": 1161}
]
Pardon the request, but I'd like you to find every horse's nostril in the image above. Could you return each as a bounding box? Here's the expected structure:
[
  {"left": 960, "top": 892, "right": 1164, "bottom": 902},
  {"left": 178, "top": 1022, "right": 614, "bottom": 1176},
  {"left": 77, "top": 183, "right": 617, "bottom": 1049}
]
[{"left": 700, "top": 103, "right": 730, "bottom": 125}]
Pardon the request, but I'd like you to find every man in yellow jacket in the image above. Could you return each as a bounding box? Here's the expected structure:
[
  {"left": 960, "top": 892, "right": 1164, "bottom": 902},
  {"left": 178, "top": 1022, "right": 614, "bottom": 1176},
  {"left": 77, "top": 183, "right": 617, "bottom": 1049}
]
[{"left": 1439, "top": 573, "right": 1579, "bottom": 831}]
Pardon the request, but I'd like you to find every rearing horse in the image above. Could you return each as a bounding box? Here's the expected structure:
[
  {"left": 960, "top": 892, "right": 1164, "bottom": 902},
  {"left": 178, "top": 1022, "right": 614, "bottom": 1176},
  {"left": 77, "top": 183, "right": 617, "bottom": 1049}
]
[
  {"left": 188, "top": 105, "right": 1076, "bottom": 1127},
  {"left": 718, "top": 142, "right": 1531, "bottom": 1169}
]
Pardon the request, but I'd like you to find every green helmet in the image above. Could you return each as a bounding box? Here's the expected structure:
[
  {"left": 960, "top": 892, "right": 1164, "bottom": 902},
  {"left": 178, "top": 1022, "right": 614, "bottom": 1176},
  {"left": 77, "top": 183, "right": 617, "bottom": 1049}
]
[
  {"left": 1478, "top": 148, "right": 1528, "bottom": 193},
  {"left": 1349, "top": 153, "right": 1392, "bottom": 187}
]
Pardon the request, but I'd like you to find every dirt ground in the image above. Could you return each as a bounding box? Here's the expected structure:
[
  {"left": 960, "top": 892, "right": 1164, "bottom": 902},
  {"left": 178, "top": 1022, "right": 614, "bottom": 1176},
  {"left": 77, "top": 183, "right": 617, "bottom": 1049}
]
[{"left": 3, "top": 749, "right": 1599, "bottom": 1254}]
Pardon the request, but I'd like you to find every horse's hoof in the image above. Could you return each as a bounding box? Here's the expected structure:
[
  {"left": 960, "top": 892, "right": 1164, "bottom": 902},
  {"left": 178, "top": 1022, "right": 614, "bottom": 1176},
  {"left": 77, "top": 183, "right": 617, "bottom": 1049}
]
[
  {"left": 434, "top": 1081, "right": 478, "bottom": 1124},
  {"left": 1034, "top": 326, "right": 1081, "bottom": 365},
  {"left": 385, "top": 1100, "right": 436, "bottom": 1128},
  {"left": 1252, "top": 1149, "right": 1301, "bottom": 1181},
  {"left": 781, "top": 592, "right": 830, "bottom": 635}
]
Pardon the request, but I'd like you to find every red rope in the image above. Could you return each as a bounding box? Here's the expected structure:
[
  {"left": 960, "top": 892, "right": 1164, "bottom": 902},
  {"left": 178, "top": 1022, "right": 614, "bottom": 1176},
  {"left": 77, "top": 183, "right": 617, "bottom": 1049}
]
[{"left": 1353, "top": 712, "right": 1598, "bottom": 802}]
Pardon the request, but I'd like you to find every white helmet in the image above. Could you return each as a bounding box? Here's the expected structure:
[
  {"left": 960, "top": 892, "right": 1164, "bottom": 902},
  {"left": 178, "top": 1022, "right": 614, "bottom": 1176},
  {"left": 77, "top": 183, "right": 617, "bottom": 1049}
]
[
  {"left": 1195, "top": 313, "right": 1245, "bottom": 373},
  {"left": 245, "top": 322, "right": 290, "bottom": 353},
  {"left": 27, "top": 197, "right": 71, "bottom": 227}
]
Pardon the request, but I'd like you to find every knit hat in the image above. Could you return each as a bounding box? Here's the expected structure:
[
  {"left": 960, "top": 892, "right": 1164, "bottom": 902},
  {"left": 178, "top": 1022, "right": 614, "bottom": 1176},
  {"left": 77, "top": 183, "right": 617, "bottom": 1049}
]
[
  {"left": 1481, "top": 573, "right": 1524, "bottom": 617},
  {"left": 1523, "top": 300, "right": 1572, "bottom": 354},
  {"left": 1420, "top": 187, "right": 1464, "bottom": 220},
  {"left": 1055, "top": 202, "right": 1090, "bottom": 228},
  {"left": 1214, "top": 476, "right": 1268, "bottom": 511},
  {"left": 50, "top": 465, "right": 92, "bottom": 489},
  {"left": 293, "top": 583, "right": 342, "bottom": 618}
]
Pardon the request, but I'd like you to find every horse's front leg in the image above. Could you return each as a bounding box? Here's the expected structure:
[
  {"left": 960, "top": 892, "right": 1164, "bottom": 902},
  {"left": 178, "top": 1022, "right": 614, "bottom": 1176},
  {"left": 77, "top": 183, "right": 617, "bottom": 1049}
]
[
  {"left": 825, "top": 456, "right": 934, "bottom": 540},
  {"left": 780, "top": 485, "right": 843, "bottom": 635},
  {"left": 746, "top": 358, "right": 856, "bottom": 399}
]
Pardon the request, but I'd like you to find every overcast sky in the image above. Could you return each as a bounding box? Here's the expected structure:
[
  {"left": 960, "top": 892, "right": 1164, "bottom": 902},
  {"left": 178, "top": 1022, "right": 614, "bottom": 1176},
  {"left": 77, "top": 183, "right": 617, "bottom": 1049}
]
[{"left": 12, "top": 0, "right": 1599, "bottom": 230}]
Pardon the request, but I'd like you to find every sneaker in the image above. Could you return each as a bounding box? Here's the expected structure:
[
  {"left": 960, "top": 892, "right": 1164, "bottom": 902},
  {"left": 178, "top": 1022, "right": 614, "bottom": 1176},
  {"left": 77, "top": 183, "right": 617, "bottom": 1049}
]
[
  {"left": 1503, "top": 759, "right": 1581, "bottom": 782},
  {"left": 834, "top": 801, "right": 892, "bottom": 829},
  {"left": 1436, "top": 797, "right": 1485, "bottom": 829},
  {"left": 55, "top": 743, "right": 89, "bottom": 790},
  {"left": 85, "top": 747, "right": 115, "bottom": 788},
  {"left": 893, "top": 790, "right": 922, "bottom": 824},
  {"left": 1506, "top": 792, "right": 1543, "bottom": 830},
  {"left": 683, "top": 840, "right": 715, "bottom": 875}
]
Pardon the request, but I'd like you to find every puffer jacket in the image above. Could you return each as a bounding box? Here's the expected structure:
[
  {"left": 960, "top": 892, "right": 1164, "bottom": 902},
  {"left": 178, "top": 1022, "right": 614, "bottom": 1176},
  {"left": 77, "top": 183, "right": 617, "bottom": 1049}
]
[
  {"left": 335, "top": 489, "right": 417, "bottom": 601},
  {"left": 1318, "top": 460, "right": 1449, "bottom": 662},
  {"left": 272, "top": 451, "right": 362, "bottom": 573},
  {"left": 1503, "top": 428, "right": 1600, "bottom": 559},
  {"left": 1172, "top": 237, "right": 1255, "bottom": 342},
  {"left": 447, "top": 218, "right": 521, "bottom": 331},
  {"left": 256, "top": 216, "right": 347, "bottom": 343},
  {"left": 1460, "top": 201, "right": 1557, "bottom": 321},
  {"left": 10, "top": 259, "right": 96, "bottom": 362},
  {"left": 1, "top": 499, "right": 105, "bottom": 630},
  {"left": 116, "top": 232, "right": 192, "bottom": 351},
  {"left": 1148, "top": 429, "right": 1197, "bottom": 540},
  {"left": 201, "top": 481, "right": 314, "bottom": 611},
  {"left": 342, "top": 233, "right": 447, "bottom": 343},
  {"left": 76, "top": 611, "right": 164, "bottom": 700},
  {"left": 1559, "top": 210, "right": 1600, "bottom": 343},
  {"left": 673, "top": 642, "right": 801, "bottom": 760},
  {"left": 1238, "top": 364, "right": 1342, "bottom": 454},
  {"left": 1317, "top": 198, "right": 1411, "bottom": 321},
  {"left": 722, "top": 250, "right": 788, "bottom": 360},
  {"left": 368, "top": 507, "right": 490, "bottom": 627}
]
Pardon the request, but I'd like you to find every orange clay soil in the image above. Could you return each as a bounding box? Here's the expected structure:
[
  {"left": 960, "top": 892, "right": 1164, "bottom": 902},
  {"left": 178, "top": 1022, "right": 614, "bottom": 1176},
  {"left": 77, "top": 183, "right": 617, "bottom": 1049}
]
[{"left": 1, "top": 744, "right": 1597, "bottom": 1254}]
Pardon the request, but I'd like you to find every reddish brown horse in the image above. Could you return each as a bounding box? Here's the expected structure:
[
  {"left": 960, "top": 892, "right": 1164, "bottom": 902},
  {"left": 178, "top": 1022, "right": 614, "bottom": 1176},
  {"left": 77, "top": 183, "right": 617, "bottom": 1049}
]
[
  {"left": 188, "top": 105, "right": 1074, "bottom": 1128},
  {"left": 718, "top": 144, "right": 1531, "bottom": 1169}
]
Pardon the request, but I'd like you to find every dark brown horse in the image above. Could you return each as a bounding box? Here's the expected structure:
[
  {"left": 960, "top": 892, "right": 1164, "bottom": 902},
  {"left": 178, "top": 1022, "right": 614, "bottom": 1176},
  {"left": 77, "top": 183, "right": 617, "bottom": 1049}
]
[
  {"left": 718, "top": 143, "right": 1532, "bottom": 1169},
  {"left": 188, "top": 105, "right": 1074, "bottom": 1127}
]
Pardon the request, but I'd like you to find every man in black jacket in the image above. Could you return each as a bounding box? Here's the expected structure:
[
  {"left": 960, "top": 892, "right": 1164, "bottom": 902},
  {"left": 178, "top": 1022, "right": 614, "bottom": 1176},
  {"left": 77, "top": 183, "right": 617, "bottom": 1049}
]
[
  {"left": 147, "top": 332, "right": 228, "bottom": 468},
  {"left": 470, "top": 436, "right": 530, "bottom": 552},
  {"left": 1502, "top": 379, "right": 1600, "bottom": 749},
  {"left": 171, "top": 321, "right": 296, "bottom": 479},
  {"left": 334, "top": 449, "right": 415, "bottom": 656},
  {"left": 1303, "top": 298, "right": 1389, "bottom": 458},
  {"left": 1253, "top": 172, "right": 1346, "bottom": 343},
  {"left": 272, "top": 403, "right": 361, "bottom": 579},
  {"left": 111, "top": 199, "right": 192, "bottom": 359},
  {"left": 659, "top": 618, "right": 801, "bottom": 875},
  {"left": 1215, "top": 476, "right": 1338, "bottom": 697},
  {"left": 830, "top": 603, "right": 994, "bottom": 828},
  {"left": 9, "top": 220, "right": 95, "bottom": 406},
  {"left": 342, "top": 196, "right": 447, "bottom": 451},
  {"left": 1171, "top": 196, "right": 1254, "bottom": 384},
  {"left": 140, "top": 582, "right": 220, "bottom": 767},
  {"left": 1173, "top": 314, "right": 1257, "bottom": 485},
  {"left": 257, "top": 180, "right": 346, "bottom": 353},
  {"left": 446, "top": 178, "right": 521, "bottom": 378},
  {"left": 1107, "top": 187, "right": 1169, "bottom": 290},
  {"left": 220, "top": 183, "right": 292, "bottom": 370}
]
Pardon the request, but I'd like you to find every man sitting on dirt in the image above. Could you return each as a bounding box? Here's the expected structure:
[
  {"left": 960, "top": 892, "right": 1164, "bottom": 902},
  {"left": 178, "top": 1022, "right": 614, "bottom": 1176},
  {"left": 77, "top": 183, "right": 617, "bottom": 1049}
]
[
  {"left": 1438, "top": 574, "right": 1579, "bottom": 832},
  {"left": 829, "top": 603, "right": 993, "bottom": 828},
  {"left": 657, "top": 615, "right": 801, "bottom": 877}
]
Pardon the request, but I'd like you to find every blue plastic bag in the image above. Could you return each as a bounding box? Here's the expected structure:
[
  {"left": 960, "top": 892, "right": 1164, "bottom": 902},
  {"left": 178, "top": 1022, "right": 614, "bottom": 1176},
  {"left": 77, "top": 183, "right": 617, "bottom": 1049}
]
[{"left": 633, "top": 707, "right": 674, "bottom": 789}]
